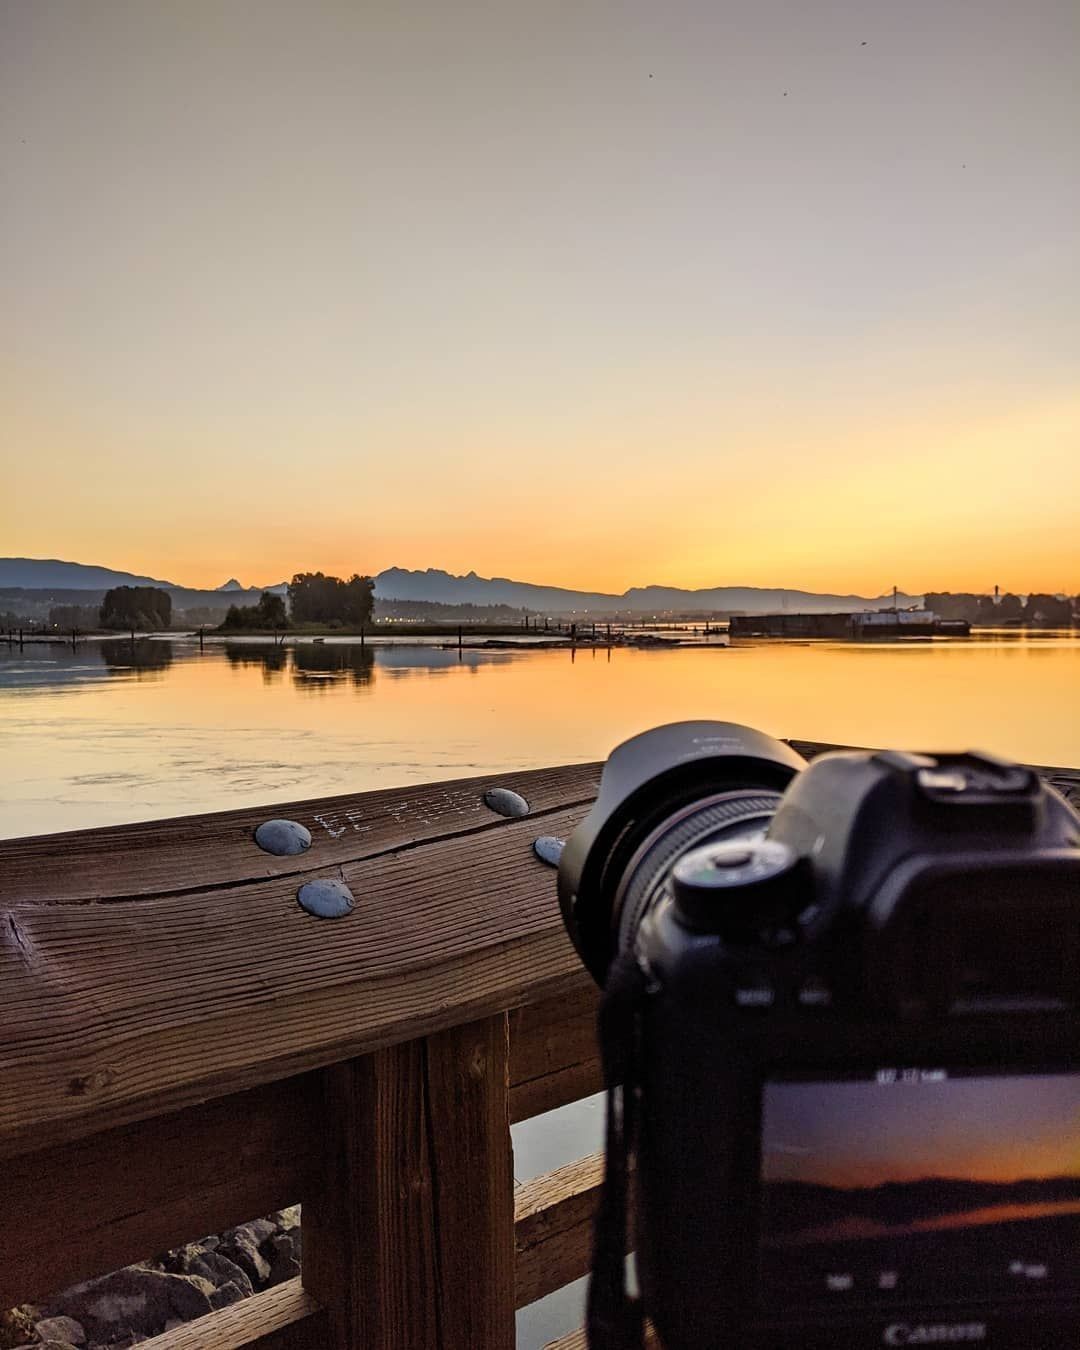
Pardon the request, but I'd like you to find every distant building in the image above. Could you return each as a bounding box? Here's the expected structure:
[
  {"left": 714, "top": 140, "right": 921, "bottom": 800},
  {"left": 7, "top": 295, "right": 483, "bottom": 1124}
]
[{"left": 729, "top": 610, "right": 969, "bottom": 639}]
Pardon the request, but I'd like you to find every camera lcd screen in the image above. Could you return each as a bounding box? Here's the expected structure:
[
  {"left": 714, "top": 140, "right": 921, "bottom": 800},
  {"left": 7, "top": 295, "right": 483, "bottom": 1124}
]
[{"left": 759, "top": 1070, "right": 1080, "bottom": 1310}]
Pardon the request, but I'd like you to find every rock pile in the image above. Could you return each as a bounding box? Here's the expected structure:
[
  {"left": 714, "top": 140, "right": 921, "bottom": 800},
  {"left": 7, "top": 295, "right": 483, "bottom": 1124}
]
[{"left": 3, "top": 1207, "right": 300, "bottom": 1348}]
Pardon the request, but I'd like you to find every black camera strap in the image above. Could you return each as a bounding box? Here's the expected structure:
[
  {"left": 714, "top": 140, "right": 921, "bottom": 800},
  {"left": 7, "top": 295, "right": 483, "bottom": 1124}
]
[{"left": 588, "top": 947, "right": 649, "bottom": 1350}]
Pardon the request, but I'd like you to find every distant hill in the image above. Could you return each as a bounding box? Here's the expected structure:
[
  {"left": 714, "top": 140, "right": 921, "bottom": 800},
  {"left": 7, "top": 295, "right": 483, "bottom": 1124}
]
[
  {"left": 374, "top": 566, "right": 920, "bottom": 614},
  {"left": 1, "top": 558, "right": 920, "bottom": 616},
  {"left": 0, "top": 558, "right": 178, "bottom": 590},
  {"left": 0, "top": 559, "right": 289, "bottom": 611}
]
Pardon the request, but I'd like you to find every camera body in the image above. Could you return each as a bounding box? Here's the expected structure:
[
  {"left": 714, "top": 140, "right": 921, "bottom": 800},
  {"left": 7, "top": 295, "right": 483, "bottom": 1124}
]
[{"left": 558, "top": 724, "right": 1080, "bottom": 1350}]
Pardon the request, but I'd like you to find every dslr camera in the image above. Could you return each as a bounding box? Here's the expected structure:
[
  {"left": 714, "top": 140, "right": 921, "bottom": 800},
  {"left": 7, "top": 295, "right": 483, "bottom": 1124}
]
[{"left": 558, "top": 723, "right": 1080, "bottom": 1350}]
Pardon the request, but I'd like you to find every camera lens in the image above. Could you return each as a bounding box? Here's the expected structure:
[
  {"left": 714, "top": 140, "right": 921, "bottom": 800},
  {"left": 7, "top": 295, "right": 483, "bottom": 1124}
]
[
  {"left": 558, "top": 722, "right": 806, "bottom": 983},
  {"left": 613, "top": 789, "right": 783, "bottom": 951}
]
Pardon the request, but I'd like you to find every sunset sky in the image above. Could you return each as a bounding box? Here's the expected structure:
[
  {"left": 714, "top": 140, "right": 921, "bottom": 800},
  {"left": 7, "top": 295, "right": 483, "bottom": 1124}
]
[
  {"left": 3, "top": 1, "right": 1078, "bottom": 595},
  {"left": 762, "top": 1073, "right": 1080, "bottom": 1190}
]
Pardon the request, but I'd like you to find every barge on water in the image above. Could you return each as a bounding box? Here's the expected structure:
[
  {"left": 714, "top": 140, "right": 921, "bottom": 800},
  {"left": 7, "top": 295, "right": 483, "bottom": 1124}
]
[{"left": 729, "top": 610, "right": 970, "bottom": 639}]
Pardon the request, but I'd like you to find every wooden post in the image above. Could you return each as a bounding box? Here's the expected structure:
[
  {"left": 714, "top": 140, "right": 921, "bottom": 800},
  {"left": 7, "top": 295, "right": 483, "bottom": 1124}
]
[
  {"left": 458, "top": 625, "right": 463, "bottom": 651},
  {"left": 198, "top": 627, "right": 205, "bottom": 651},
  {"left": 304, "top": 1013, "right": 514, "bottom": 1350}
]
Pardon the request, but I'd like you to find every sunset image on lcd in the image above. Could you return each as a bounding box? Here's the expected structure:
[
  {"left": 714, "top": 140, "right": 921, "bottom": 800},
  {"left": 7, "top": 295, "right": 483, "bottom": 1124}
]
[{"left": 759, "top": 1073, "right": 1080, "bottom": 1308}]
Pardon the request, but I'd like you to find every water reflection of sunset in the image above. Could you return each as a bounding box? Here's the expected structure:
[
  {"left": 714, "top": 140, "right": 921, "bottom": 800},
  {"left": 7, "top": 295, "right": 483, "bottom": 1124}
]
[
  {"left": 2, "top": 635, "right": 1079, "bottom": 839},
  {"left": 769, "top": 1199, "right": 1080, "bottom": 1248}
]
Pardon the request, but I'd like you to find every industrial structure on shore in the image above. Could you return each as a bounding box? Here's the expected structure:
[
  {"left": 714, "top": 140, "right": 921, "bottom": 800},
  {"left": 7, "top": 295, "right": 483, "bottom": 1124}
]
[{"left": 728, "top": 610, "right": 970, "bottom": 639}]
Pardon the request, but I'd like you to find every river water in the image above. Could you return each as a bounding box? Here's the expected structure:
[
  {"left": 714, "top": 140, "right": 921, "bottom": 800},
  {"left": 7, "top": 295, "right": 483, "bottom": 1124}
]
[
  {"left": 1, "top": 629, "right": 1077, "bottom": 840},
  {"left": 2, "top": 629, "right": 1078, "bottom": 1345}
]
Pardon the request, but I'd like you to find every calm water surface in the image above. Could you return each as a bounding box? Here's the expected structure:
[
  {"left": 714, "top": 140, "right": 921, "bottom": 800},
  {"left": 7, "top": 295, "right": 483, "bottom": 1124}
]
[
  {"left": 1, "top": 630, "right": 1077, "bottom": 840},
  {"left": 3, "top": 631, "right": 1077, "bottom": 1346}
]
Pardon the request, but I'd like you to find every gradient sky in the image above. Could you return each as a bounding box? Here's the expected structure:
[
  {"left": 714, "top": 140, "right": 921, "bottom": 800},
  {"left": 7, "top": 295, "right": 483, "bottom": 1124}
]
[
  {"left": 3, "top": 1, "right": 1078, "bottom": 593},
  {"left": 762, "top": 1074, "right": 1080, "bottom": 1189}
]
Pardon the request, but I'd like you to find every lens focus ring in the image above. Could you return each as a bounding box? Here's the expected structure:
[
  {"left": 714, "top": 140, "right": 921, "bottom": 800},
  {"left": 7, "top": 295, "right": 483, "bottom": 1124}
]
[{"left": 614, "top": 791, "right": 784, "bottom": 953}]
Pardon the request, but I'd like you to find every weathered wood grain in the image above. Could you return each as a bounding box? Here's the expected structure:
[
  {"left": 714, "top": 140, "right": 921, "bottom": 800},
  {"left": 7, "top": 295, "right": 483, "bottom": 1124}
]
[
  {"left": 304, "top": 1016, "right": 515, "bottom": 1350},
  {"left": 509, "top": 984, "right": 601, "bottom": 1123},
  {"left": 515, "top": 1152, "right": 606, "bottom": 1308},
  {"left": 426, "top": 1015, "right": 516, "bottom": 1348},
  {"left": 0, "top": 795, "right": 592, "bottom": 1159},
  {"left": 0, "top": 762, "right": 602, "bottom": 904},
  {"left": 0, "top": 1075, "right": 318, "bottom": 1308},
  {"left": 139, "top": 1278, "right": 327, "bottom": 1350},
  {"left": 1, "top": 749, "right": 1073, "bottom": 1164}
]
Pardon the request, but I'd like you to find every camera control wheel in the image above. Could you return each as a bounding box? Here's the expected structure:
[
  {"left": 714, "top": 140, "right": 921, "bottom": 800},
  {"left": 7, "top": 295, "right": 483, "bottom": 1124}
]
[{"left": 671, "top": 837, "right": 806, "bottom": 941}]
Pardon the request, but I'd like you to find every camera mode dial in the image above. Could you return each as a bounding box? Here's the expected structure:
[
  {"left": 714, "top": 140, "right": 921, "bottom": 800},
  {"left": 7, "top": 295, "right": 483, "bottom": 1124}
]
[{"left": 671, "top": 838, "right": 805, "bottom": 942}]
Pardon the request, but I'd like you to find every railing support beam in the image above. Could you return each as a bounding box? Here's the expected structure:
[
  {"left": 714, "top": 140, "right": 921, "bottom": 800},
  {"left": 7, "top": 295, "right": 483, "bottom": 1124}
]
[{"left": 304, "top": 1013, "right": 515, "bottom": 1350}]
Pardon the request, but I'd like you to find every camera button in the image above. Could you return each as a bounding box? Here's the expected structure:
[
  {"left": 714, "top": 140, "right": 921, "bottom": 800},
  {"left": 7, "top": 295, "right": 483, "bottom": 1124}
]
[
  {"left": 917, "top": 768, "right": 969, "bottom": 793},
  {"left": 734, "top": 980, "right": 776, "bottom": 1009},
  {"left": 710, "top": 848, "right": 754, "bottom": 868},
  {"left": 758, "top": 923, "right": 798, "bottom": 949},
  {"left": 797, "top": 978, "right": 833, "bottom": 1008}
]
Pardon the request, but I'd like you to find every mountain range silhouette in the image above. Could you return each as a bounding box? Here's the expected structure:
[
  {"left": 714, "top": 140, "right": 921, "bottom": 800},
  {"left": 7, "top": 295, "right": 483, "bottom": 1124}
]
[{"left": 0, "top": 557, "right": 921, "bottom": 614}]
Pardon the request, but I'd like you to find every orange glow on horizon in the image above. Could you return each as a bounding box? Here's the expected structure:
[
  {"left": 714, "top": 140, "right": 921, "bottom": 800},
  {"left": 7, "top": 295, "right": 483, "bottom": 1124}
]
[
  {"left": 6, "top": 383, "right": 1077, "bottom": 597},
  {"left": 5, "top": 5, "right": 1077, "bottom": 598}
]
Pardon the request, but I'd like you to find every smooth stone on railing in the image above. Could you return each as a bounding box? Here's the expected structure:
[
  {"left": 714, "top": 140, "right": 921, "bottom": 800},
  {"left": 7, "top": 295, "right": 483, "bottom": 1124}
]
[
  {"left": 483, "top": 787, "right": 530, "bottom": 818},
  {"left": 533, "top": 835, "right": 565, "bottom": 867},
  {"left": 255, "top": 819, "right": 312, "bottom": 856},
  {"left": 297, "top": 878, "right": 355, "bottom": 919}
]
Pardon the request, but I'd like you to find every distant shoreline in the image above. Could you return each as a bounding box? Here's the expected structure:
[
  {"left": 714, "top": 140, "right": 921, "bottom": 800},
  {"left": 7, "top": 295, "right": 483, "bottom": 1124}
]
[{"left": 4, "top": 621, "right": 1075, "bottom": 651}]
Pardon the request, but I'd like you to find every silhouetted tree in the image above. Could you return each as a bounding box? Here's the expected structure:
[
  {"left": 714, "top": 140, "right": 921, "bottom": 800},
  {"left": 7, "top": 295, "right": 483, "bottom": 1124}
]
[
  {"left": 288, "top": 572, "right": 374, "bottom": 627},
  {"left": 1024, "top": 593, "right": 1071, "bottom": 626},
  {"left": 342, "top": 574, "right": 375, "bottom": 627},
  {"left": 924, "top": 592, "right": 982, "bottom": 622},
  {"left": 256, "top": 591, "right": 288, "bottom": 627},
  {"left": 99, "top": 586, "right": 172, "bottom": 631},
  {"left": 997, "top": 592, "right": 1023, "bottom": 620},
  {"left": 220, "top": 591, "right": 289, "bottom": 630}
]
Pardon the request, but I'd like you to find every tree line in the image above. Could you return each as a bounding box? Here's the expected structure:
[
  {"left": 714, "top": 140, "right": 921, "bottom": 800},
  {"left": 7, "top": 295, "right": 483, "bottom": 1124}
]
[
  {"left": 99, "top": 586, "right": 172, "bottom": 631},
  {"left": 220, "top": 572, "right": 375, "bottom": 631},
  {"left": 924, "top": 592, "right": 1076, "bottom": 626},
  {"left": 221, "top": 591, "right": 288, "bottom": 630}
]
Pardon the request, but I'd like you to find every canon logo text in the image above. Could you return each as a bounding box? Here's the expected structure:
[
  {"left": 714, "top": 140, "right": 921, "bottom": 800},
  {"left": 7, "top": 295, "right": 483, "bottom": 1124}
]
[{"left": 883, "top": 1324, "right": 987, "bottom": 1346}]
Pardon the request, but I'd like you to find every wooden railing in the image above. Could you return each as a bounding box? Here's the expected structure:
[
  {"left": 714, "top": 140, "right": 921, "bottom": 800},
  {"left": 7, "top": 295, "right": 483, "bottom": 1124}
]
[{"left": 2, "top": 745, "right": 1077, "bottom": 1349}]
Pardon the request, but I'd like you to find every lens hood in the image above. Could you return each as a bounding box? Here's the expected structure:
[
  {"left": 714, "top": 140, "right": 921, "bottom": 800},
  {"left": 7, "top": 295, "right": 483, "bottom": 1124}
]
[{"left": 558, "top": 721, "right": 806, "bottom": 983}]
